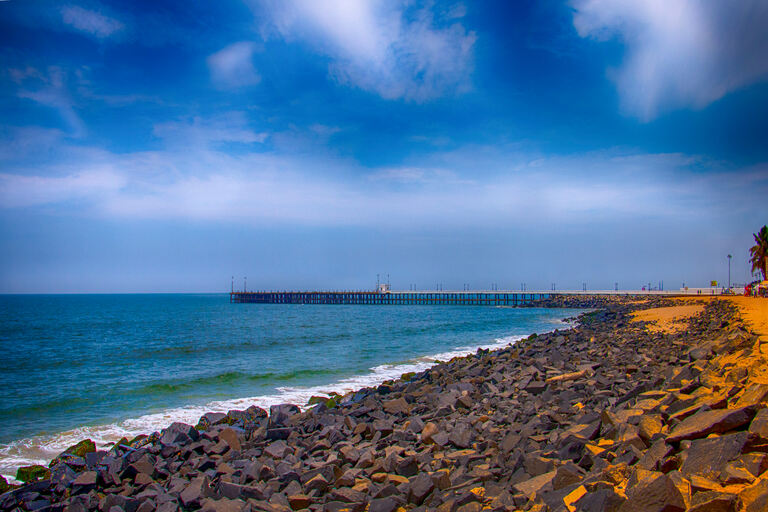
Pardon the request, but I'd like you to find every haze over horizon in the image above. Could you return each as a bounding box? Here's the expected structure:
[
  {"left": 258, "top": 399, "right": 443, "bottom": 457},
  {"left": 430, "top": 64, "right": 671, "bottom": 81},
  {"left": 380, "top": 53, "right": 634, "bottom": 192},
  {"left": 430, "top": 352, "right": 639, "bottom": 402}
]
[{"left": 1, "top": 0, "right": 767, "bottom": 293}]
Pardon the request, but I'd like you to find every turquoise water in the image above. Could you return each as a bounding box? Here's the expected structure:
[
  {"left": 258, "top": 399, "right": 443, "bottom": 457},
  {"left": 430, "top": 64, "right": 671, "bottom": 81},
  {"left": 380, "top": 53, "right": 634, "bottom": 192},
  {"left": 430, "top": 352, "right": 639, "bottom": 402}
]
[{"left": 0, "top": 293, "right": 582, "bottom": 477}]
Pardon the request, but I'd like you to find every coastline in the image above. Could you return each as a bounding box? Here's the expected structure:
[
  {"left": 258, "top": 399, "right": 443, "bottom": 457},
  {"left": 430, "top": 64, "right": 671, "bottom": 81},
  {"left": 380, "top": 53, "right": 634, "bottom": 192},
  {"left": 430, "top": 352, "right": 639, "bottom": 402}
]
[
  {"left": 2, "top": 296, "right": 768, "bottom": 511},
  {"left": 0, "top": 311, "right": 582, "bottom": 483}
]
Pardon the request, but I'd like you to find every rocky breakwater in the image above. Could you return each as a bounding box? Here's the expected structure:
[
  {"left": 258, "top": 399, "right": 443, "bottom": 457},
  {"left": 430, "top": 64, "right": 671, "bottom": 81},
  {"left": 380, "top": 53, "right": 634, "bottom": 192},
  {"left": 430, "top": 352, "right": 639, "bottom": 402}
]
[{"left": 3, "top": 297, "right": 768, "bottom": 511}]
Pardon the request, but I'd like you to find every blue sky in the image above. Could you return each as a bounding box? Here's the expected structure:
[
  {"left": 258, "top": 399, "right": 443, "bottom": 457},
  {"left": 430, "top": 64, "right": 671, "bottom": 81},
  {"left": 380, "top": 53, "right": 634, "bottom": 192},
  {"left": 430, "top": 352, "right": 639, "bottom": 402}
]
[{"left": 1, "top": 0, "right": 767, "bottom": 293}]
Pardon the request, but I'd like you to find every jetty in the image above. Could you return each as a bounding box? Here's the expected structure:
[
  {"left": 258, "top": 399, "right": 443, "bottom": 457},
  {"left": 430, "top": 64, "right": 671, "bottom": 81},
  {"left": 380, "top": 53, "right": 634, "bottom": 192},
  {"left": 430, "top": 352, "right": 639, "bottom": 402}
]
[{"left": 229, "top": 288, "right": 708, "bottom": 306}]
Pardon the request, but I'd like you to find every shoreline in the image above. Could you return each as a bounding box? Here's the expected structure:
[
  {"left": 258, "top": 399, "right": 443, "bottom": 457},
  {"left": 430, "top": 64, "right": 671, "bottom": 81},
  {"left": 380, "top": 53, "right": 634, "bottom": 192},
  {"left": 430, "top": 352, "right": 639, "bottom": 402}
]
[
  {"left": 2, "top": 296, "right": 768, "bottom": 511},
  {"left": 0, "top": 311, "right": 583, "bottom": 482}
]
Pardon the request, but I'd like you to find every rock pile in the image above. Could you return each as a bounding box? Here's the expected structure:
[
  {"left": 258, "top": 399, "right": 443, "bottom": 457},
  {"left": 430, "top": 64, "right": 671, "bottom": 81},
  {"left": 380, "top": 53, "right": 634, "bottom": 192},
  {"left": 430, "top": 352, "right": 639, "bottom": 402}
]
[{"left": 3, "top": 297, "right": 768, "bottom": 511}]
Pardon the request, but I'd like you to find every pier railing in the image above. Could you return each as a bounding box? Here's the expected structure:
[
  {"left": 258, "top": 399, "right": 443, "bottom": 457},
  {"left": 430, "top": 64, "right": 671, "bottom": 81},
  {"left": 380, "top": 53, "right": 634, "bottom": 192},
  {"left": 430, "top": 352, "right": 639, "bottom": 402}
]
[
  {"left": 230, "top": 288, "right": 712, "bottom": 306},
  {"left": 230, "top": 291, "right": 548, "bottom": 306}
]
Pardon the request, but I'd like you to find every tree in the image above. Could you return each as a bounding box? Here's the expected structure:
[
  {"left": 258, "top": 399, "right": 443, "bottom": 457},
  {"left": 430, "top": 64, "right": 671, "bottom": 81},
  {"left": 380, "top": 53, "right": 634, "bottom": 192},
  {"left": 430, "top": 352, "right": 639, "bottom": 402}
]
[{"left": 750, "top": 225, "right": 768, "bottom": 281}]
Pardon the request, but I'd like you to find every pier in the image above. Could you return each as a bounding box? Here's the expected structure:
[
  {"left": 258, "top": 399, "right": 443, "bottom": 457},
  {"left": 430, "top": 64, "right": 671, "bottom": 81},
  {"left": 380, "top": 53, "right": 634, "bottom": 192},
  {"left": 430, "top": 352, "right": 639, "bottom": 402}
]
[
  {"left": 230, "top": 290, "right": 548, "bottom": 305},
  {"left": 230, "top": 288, "right": 709, "bottom": 306}
]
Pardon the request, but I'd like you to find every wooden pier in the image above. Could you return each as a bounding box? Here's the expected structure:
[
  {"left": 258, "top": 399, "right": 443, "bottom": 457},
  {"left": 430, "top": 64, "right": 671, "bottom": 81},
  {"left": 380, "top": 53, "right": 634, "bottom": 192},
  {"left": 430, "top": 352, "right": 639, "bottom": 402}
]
[{"left": 230, "top": 291, "right": 548, "bottom": 306}]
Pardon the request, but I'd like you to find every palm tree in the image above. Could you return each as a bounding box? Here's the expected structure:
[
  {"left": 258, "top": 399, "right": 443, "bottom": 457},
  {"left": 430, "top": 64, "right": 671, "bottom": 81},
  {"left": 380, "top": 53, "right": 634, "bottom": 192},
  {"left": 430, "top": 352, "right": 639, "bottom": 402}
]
[{"left": 750, "top": 225, "right": 768, "bottom": 281}]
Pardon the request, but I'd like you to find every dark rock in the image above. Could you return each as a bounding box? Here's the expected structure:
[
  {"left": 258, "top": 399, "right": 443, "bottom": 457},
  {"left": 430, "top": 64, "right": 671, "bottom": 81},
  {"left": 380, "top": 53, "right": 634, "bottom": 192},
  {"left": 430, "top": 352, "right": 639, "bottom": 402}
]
[
  {"left": 266, "top": 428, "right": 292, "bottom": 441},
  {"left": 749, "top": 407, "right": 768, "bottom": 438},
  {"left": 666, "top": 407, "right": 756, "bottom": 443},
  {"left": 160, "top": 422, "right": 200, "bottom": 447},
  {"left": 575, "top": 487, "right": 625, "bottom": 512},
  {"left": 368, "top": 497, "right": 400, "bottom": 512},
  {"left": 687, "top": 493, "right": 738, "bottom": 512},
  {"left": 269, "top": 404, "right": 300, "bottom": 428},
  {"left": 620, "top": 473, "right": 685, "bottom": 512},
  {"left": 197, "top": 412, "right": 227, "bottom": 430},
  {"left": 680, "top": 432, "right": 749, "bottom": 479},
  {"left": 264, "top": 440, "right": 290, "bottom": 459},
  {"left": 408, "top": 473, "right": 434, "bottom": 505},
  {"left": 448, "top": 423, "right": 473, "bottom": 449},
  {"left": 180, "top": 477, "right": 211, "bottom": 509},
  {"left": 382, "top": 398, "right": 410, "bottom": 415},
  {"left": 71, "top": 471, "right": 97, "bottom": 494}
]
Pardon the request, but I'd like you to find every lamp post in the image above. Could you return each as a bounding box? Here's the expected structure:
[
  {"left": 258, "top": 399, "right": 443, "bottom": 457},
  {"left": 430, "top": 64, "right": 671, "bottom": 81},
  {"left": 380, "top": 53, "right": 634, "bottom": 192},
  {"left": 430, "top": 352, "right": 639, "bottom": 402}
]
[{"left": 728, "top": 254, "right": 732, "bottom": 290}]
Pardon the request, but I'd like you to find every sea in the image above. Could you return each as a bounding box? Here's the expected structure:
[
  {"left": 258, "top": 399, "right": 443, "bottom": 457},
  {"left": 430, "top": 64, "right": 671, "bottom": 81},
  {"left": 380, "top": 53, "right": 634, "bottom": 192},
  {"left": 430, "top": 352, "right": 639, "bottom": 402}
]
[{"left": 0, "top": 293, "right": 584, "bottom": 480}]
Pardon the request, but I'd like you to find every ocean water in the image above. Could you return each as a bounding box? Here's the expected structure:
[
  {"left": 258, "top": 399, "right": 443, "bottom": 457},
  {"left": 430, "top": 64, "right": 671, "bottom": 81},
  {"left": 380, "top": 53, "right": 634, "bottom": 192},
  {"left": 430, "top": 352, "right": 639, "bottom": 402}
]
[{"left": 0, "top": 293, "right": 583, "bottom": 479}]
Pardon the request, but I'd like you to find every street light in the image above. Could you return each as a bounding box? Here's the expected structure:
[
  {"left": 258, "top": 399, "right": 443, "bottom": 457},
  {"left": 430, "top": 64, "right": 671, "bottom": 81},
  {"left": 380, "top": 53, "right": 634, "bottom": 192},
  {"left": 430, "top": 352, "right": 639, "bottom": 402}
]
[{"left": 728, "top": 254, "right": 732, "bottom": 290}]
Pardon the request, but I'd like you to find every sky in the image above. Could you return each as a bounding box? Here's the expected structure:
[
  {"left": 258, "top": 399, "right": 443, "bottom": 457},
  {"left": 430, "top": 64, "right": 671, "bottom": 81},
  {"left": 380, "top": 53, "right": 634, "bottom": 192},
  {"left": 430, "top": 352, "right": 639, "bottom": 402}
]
[{"left": 0, "top": 0, "right": 767, "bottom": 293}]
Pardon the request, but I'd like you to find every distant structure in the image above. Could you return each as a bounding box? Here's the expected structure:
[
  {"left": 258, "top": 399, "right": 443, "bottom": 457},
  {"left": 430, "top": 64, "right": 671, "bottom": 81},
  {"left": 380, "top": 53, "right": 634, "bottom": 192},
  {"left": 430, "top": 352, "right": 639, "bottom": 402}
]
[{"left": 378, "top": 282, "right": 391, "bottom": 293}]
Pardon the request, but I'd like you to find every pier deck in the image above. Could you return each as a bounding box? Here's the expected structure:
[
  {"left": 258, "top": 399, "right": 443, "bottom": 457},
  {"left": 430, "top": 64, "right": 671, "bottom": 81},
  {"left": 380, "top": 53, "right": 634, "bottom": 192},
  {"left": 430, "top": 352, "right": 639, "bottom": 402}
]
[
  {"left": 230, "top": 291, "right": 547, "bottom": 305},
  {"left": 230, "top": 289, "right": 705, "bottom": 306}
]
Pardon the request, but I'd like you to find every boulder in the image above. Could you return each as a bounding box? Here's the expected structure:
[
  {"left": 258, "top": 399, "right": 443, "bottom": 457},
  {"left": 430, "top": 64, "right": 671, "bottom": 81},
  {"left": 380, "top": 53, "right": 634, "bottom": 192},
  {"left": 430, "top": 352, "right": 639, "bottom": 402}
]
[
  {"left": 749, "top": 407, "right": 768, "bottom": 438},
  {"left": 15, "top": 464, "right": 50, "bottom": 483},
  {"left": 666, "top": 407, "right": 756, "bottom": 443},
  {"left": 269, "top": 404, "right": 300, "bottom": 428},
  {"left": 160, "top": 422, "right": 200, "bottom": 446},
  {"left": 619, "top": 473, "right": 685, "bottom": 512},
  {"left": 382, "top": 398, "right": 410, "bottom": 415},
  {"left": 679, "top": 432, "right": 749, "bottom": 479}
]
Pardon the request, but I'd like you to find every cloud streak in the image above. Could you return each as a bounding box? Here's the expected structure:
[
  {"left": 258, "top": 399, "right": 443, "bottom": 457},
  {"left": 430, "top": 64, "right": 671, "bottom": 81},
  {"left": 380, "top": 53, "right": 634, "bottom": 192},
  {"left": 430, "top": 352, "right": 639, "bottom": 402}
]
[
  {"left": 60, "top": 5, "right": 123, "bottom": 38},
  {"left": 0, "top": 131, "right": 762, "bottom": 230},
  {"left": 207, "top": 42, "right": 261, "bottom": 89},
  {"left": 256, "top": 0, "right": 476, "bottom": 101},
  {"left": 11, "top": 67, "right": 85, "bottom": 137},
  {"left": 572, "top": 0, "right": 768, "bottom": 120}
]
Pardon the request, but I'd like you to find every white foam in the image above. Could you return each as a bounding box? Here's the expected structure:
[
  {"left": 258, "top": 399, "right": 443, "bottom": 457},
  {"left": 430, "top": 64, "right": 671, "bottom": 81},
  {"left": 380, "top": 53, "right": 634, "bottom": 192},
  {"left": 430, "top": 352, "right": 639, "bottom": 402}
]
[{"left": 0, "top": 323, "right": 574, "bottom": 478}]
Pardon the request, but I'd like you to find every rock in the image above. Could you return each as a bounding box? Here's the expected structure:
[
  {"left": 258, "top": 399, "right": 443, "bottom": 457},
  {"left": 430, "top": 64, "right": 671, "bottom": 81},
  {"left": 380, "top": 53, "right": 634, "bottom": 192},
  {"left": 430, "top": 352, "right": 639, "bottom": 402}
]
[
  {"left": 180, "top": 477, "right": 211, "bottom": 509},
  {"left": 71, "top": 471, "right": 97, "bottom": 493},
  {"left": 218, "top": 481, "right": 268, "bottom": 501},
  {"left": 525, "top": 380, "right": 548, "bottom": 395},
  {"left": 738, "top": 478, "right": 768, "bottom": 512},
  {"left": 448, "top": 423, "right": 473, "bottom": 449},
  {"left": 269, "top": 404, "right": 300, "bottom": 428},
  {"left": 197, "top": 412, "right": 227, "bottom": 430},
  {"left": 679, "top": 432, "right": 749, "bottom": 479},
  {"left": 421, "top": 422, "right": 438, "bottom": 444},
  {"left": 264, "top": 440, "right": 290, "bottom": 459},
  {"left": 201, "top": 497, "right": 246, "bottom": 512},
  {"left": 218, "top": 427, "right": 242, "bottom": 451},
  {"left": 638, "top": 415, "right": 663, "bottom": 442},
  {"left": 749, "top": 407, "right": 768, "bottom": 438},
  {"left": 686, "top": 493, "right": 737, "bottom": 512},
  {"left": 637, "top": 439, "right": 672, "bottom": 471},
  {"left": 735, "top": 384, "right": 768, "bottom": 408},
  {"left": 368, "top": 497, "right": 401, "bottom": 512},
  {"left": 304, "top": 473, "right": 329, "bottom": 493},
  {"left": 160, "top": 422, "right": 200, "bottom": 446},
  {"left": 666, "top": 407, "right": 756, "bottom": 443},
  {"left": 552, "top": 464, "right": 583, "bottom": 490},
  {"left": 382, "top": 398, "right": 410, "bottom": 415},
  {"left": 50, "top": 439, "right": 97, "bottom": 468},
  {"left": 408, "top": 473, "right": 434, "bottom": 505},
  {"left": 15, "top": 464, "right": 50, "bottom": 483},
  {"left": 619, "top": 473, "right": 685, "bottom": 512},
  {"left": 513, "top": 470, "right": 556, "bottom": 498},
  {"left": 287, "top": 494, "right": 311, "bottom": 510},
  {"left": 574, "top": 487, "right": 625, "bottom": 512}
]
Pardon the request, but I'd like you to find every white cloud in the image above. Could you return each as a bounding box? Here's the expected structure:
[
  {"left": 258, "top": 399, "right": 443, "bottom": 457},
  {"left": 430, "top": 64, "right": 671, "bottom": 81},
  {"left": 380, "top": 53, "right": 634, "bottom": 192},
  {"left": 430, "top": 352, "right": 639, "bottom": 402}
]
[
  {"left": 60, "top": 5, "right": 123, "bottom": 38},
  {"left": 152, "top": 112, "right": 268, "bottom": 147},
  {"left": 207, "top": 42, "right": 261, "bottom": 89},
  {"left": 12, "top": 66, "right": 85, "bottom": 137},
  {"left": 256, "top": 0, "right": 476, "bottom": 101},
  {"left": 572, "top": 0, "right": 768, "bottom": 120},
  {"left": 0, "top": 168, "right": 126, "bottom": 208},
  {"left": 1, "top": 132, "right": 764, "bottom": 231}
]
